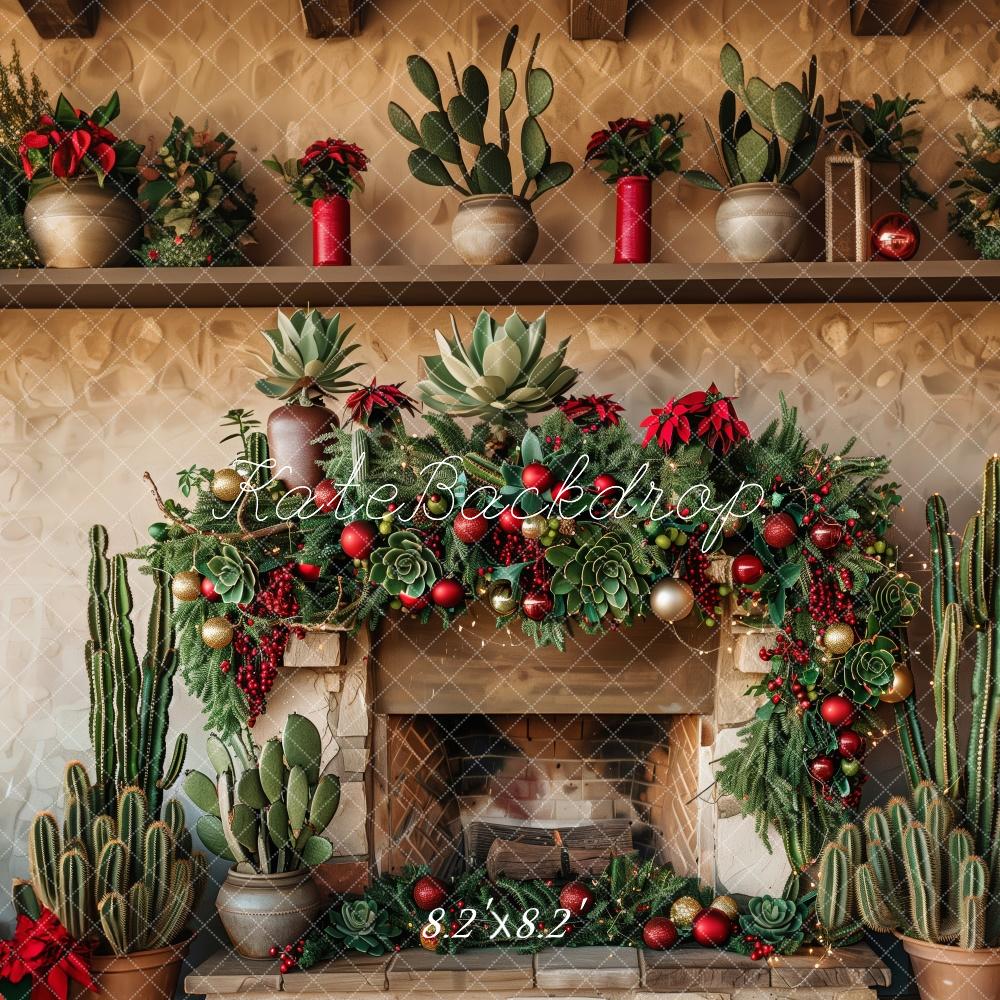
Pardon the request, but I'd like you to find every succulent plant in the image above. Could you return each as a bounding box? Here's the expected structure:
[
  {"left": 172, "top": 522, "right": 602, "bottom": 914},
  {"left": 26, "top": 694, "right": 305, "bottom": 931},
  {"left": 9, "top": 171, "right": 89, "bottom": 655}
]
[
  {"left": 252, "top": 309, "right": 364, "bottom": 406},
  {"left": 840, "top": 633, "right": 897, "bottom": 706},
  {"left": 202, "top": 543, "right": 257, "bottom": 605},
  {"left": 949, "top": 88, "right": 1000, "bottom": 252},
  {"left": 417, "top": 310, "right": 577, "bottom": 420},
  {"left": 321, "top": 899, "right": 402, "bottom": 956},
  {"left": 546, "top": 526, "right": 652, "bottom": 624},
  {"left": 388, "top": 25, "right": 572, "bottom": 202},
  {"left": 869, "top": 572, "right": 921, "bottom": 626},
  {"left": 369, "top": 530, "right": 441, "bottom": 598},
  {"left": 184, "top": 713, "right": 340, "bottom": 874},
  {"left": 683, "top": 44, "right": 823, "bottom": 191},
  {"left": 742, "top": 894, "right": 809, "bottom": 946}
]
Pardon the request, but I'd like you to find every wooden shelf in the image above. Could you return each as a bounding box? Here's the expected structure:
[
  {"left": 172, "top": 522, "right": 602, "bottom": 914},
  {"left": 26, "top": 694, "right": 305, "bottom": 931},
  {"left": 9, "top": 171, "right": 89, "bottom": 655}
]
[{"left": 1, "top": 261, "right": 999, "bottom": 309}]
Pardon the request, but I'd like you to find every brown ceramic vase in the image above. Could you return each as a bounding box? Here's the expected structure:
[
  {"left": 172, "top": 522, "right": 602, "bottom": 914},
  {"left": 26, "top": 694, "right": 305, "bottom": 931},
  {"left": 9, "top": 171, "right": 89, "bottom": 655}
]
[
  {"left": 898, "top": 932, "right": 1000, "bottom": 1000},
  {"left": 74, "top": 936, "right": 191, "bottom": 1000},
  {"left": 267, "top": 403, "right": 338, "bottom": 493}
]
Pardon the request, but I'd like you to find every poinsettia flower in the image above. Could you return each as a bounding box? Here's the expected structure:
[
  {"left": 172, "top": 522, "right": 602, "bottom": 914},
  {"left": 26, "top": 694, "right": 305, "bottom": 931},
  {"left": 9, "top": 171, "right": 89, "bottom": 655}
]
[
  {"left": 345, "top": 379, "right": 417, "bottom": 427},
  {"left": 0, "top": 907, "right": 96, "bottom": 1000},
  {"left": 559, "top": 393, "right": 624, "bottom": 429},
  {"left": 639, "top": 389, "right": 708, "bottom": 451},
  {"left": 18, "top": 130, "right": 51, "bottom": 177},
  {"left": 695, "top": 383, "right": 750, "bottom": 454},
  {"left": 585, "top": 117, "right": 652, "bottom": 159}
]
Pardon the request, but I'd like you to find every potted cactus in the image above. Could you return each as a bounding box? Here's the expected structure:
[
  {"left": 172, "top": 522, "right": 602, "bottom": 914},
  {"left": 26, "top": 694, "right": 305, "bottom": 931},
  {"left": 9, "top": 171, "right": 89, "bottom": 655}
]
[
  {"left": 814, "top": 459, "right": 1000, "bottom": 1000},
  {"left": 682, "top": 45, "right": 823, "bottom": 262},
  {"left": 252, "top": 308, "right": 364, "bottom": 492},
  {"left": 388, "top": 25, "right": 572, "bottom": 265},
  {"left": 183, "top": 714, "right": 341, "bottom": 959},
  {"left": 17, "top": 526, "right": 202, "bottom": 1000}
]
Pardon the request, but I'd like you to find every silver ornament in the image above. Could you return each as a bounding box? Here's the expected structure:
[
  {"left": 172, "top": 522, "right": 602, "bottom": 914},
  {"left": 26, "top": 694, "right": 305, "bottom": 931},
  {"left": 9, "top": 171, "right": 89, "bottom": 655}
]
[{"left": 650, "top": 577, "right": 695, "bottom": 622}]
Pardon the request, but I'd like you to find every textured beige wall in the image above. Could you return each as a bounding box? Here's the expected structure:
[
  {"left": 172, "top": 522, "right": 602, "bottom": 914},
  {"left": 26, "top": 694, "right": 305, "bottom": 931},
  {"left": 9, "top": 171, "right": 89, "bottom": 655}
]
[{"left": 1, "top": 0, "right": 999, "bottom": 916}]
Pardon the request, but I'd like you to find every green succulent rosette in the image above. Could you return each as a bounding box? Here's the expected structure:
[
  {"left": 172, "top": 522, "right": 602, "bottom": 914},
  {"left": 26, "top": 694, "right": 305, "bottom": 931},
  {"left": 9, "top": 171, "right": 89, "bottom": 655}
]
[
  {"left": 203, "top": 543, "right": 257, "bottom": 604},
  {"left": 546, "top": 526, "right": 651, "bottom": 624},
  {"left": 321, "top": 899, "right": 402, "bottom": 957},
  {"left": 741, "top": 894, "right": 808, "bottom": 948},
  {"left": 841, "top": 633, "right": 897, "bottom": 706},
  {"left": 869, "top": 572, "right": 921, "bottom": 626},
  {"left": 369, "top": 529, "right": 441, "bottom": 598}
]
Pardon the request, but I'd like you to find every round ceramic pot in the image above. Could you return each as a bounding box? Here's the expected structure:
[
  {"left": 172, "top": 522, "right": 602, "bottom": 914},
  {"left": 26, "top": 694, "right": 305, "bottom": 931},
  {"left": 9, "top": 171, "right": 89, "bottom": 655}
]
[
  {"left": 24, "top": 176, "right": 140, "bottom": 267},
  {"left": 267, "top": 403, "right": 338, "bottom": 493},
  {"left": 451, "top": 194, "right": 539, "bottom": 265},
  {"left": 714, "top": 183, "right": 806, "bottom": 263},
  {"left": 216, "top": 868, "right": 323, "bottom": 959},
  {"left": 75, "top": 937, "right": 192, "bottom": 1000},
  {"left": 898, "top": 932, "right": 1000, "bottom": 1000}
]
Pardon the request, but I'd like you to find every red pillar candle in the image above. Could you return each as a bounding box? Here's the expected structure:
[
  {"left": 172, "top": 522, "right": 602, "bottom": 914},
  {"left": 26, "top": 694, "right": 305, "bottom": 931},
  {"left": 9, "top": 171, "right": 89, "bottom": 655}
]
[
  {"left": 312, "top": 194, "right": 351, "bottom": 266},
  {"left": 614, "top": 175, "right": 652, "bottom": 264}
]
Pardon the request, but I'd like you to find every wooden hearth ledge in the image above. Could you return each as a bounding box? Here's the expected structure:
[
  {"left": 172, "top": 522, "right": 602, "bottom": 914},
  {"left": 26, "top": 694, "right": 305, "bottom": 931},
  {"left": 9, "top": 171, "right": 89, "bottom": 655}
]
[{"left": 186, "top": 943, "right": 890, "bottom": 999}]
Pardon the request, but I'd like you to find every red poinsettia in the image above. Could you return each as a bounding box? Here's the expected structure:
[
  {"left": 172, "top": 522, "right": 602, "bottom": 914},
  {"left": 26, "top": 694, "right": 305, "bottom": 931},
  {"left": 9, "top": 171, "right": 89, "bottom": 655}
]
[
  {"left": 301, "top": 138, "right": 368, "bottom": 174},
  {"left": 0, "top": 907, "right": 96, "bottom": 1000},
  {"left": 344, "top": 379, "right": 417, "bottom": 427},
  {"left": 265, "top": 137, "right": 369, "bottom": 206},
  {"left": 585, "top": 117, "right": 652, "bottom": 160},
  {"left": 559, "top": 393, "right": 624, "bottom": 431},
  {"left": 640, "top": 384, "right": 749, "bottom": 455}
]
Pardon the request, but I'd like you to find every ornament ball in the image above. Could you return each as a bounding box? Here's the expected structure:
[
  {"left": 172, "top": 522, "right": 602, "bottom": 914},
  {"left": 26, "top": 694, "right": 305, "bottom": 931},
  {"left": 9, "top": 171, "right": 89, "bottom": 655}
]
[
  {"left": 820, "top": 693, "right": 856, "bottom": 728},
  {"left": 171, "top": 570, "right": 202, "bottom": 603},
  {"left": 340, "top": 521, "right": 377, "bottom": 561},
  {"left": 297, "top": 562, "right": 322, "bottom": 582},
  {"left": 650, "top": 578, "right": 695, "bottom": 623},
  {"left": 762, "top": 512, "right": 798, "bottom": 549},
  {"left": 558, "top": 882, "right": 594, "bottom": 916},
  {"left": 412, "top": 875, "right": 447, "bottom": 910},
  {"left": 488, "top": 582, "right": 518, "bottom": 616},
  {"left": 431, "top": 578, "right": 465, "bottom": 609},
  {"left": 837, "top": 729, "right": 865, "bottom": 759},
  {"left": 669, "top": 895, "right": 701, "bottom": 928},
  {"left": 201, "top": 577, "right": 221, "bottom": 602},
  {"left": 709, "top": 895, "right": 739, "bottom": 921},
  {"left": 202, "top": 616, "right": 234, "bottom": 650},
  {"left": 313, "top": 479, "right": 341, "bottom": 514},
  {"left": 498, "top": 506, "right": 523, "bottom": 533},
  {"left": 453, "top": 508, "right": 489, "bottom": 545},
  {"left": 809, "top": 519, "right": 844, "bottom": 551},
  {"left": 522, "top": 591, "right": 554, "bottom": 621},
  {"left": 522, "top": 462, "right": 554, "bottom": 494},
  {"left": 823, "top": 623, "right": 855, "bottom": 656},
  {"left": 211, "top": 468, "right": 243, "bottom": 503},
  {"left": 808, "top": 755, "right": 836, "bottom": 782},
  {"left": 731, "top": 553, "right": 765, "bottom": 586},
  {"left": 520, "top": 513, "right": 548, "bottom": 541},
  {"left": 642, "top": 916, "right": 678, "bottom": 950},
  {"left": 419, "top": 924, "right": 440, "bottom": 951},
  {"left": 691, "top": 907, "right": 732, "bottom": 947},
  {"left": 399, "top": 592, "right": 430, "bottom": 611},
  {"left": 879, "top": 663, "right": 914, "bottom": 703},
  {"left": 871, "top": 213, "right": 920, "bottom": 262}
]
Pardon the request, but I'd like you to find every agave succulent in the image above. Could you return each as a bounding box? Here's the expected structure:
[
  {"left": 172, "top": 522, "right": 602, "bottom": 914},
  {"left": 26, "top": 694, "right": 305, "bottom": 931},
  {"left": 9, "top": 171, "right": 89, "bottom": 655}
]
[
  {"left": 417, "top": 310, "right": 577, "bottom": 419},
  {"left": 322, "top": 898, "right": 402, "bottom": 956},
  {"left": 741, "top": 894, "right": 808, "bottom": 946},
  {"left": 369, "top": 530, "right": 441, "bottom": 598},
  {"left": 841, "top": 633, "right": 897, "bottom": 706},
  {"left": 546, "top": 526, "right": 651, "bottom": 624},
  {"left": 253, "top": 309, "right": 364, "bottom": 405},
  {"left": 202, "top": 543, "right": 257, "bottom": 605}
]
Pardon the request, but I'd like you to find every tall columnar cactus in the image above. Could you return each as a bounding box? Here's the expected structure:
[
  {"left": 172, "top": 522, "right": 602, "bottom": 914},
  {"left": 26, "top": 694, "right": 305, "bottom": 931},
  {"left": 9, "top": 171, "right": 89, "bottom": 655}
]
[
  {"left": 184, "top": 713, "right": 340, "bottom": 874},
  {"left": 23, "top": 765, "right": 205, "bottom": 954}
]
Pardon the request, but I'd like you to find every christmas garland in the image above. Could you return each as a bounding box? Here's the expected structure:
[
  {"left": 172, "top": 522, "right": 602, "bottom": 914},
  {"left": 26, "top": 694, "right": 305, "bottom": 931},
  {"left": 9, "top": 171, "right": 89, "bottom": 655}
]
[{"left": 137, "top": 307, "right": 924, "bottom": 873}]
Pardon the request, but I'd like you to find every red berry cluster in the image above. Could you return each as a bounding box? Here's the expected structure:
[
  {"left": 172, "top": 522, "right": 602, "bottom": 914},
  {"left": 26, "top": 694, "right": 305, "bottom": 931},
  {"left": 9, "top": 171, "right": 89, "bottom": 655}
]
[
  {"left": 743, "top": 934, "right": 776, "bottom": 960},
  {"left": 805, "top": 563, "right": 856, "bottom": 625},
  {"left": 270, "top": 938, "right": 304, "bottom": 973},
  {"left": 488, "top": 524, "right": 547, "bottom": 571},
  {"left": 682, "top": 533, "right": 723, "bottom": 620},
  {"left": 759, "top": 632, "right": 810, "bottom": 667}
]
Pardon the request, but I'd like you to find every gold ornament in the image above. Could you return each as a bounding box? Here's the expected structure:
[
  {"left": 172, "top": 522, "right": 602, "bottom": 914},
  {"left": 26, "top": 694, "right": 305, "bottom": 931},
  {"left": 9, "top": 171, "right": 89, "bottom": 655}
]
[
  {"left": 488, "top": 581, "right": 517, "bottom": 617},
  {"left": 419, "top": 923, "right": 439, "bottom": 951},
  {"left": 202, "top": 616, "right": 234, "bottom": 650},
  {"left": 650, "top": 577, "right": 695, "bottom": 623},
  {"left": 722, "top": 514, "right": 741, "bottom": 538},
  {"left": 670, "top": 895, "right": 701, "bottom": 928},
  {"left": 879, "top": 663, "right": 915, "bottom": 704},
  {"left": 823, "top": 622, "right": 855, "bottom": 656},
  {"left": 710, "top": 895, "right": 739, "bottom": 920},
  {"left": 520, "top": 513, "right": 547, "bottom": 540},
  {"left": 474, "top": 579, "right": 490, "bottom": 598},
  {"left": 211, "top": 468, "right": 244, "bottom": 502},
  {"left": 558, "top": 518, "right": 576, "bottom": 537},
  {"left": 171, "top": 570, "right": 202, "bottom": 603}
]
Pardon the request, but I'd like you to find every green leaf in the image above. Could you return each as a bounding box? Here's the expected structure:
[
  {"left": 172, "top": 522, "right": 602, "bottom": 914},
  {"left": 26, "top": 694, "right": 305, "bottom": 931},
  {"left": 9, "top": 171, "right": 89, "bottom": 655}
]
[
  {"left": 531, "top": 161, "right": 572, "bottom": 199},
  {"left": 448, "top": 95, "right": 485, "bottom": 146},
  {"left": 720, "top": 44, "right": 745, "bottom": 93},
  {"left": 744, "top": 77, "right": 775, "bottom": 133},
  {"left": 420, "top": 111, "right": 462, "bottom": 164},
  {"left": 499, "top": 68, "right": 517, "bottom": 111},
  {"left": 408, "top": 148, "right": 455, "bottom": 188},
  {"left": 301, "top": 836, "right": 334, "bottom": 866},
  {"left": 772, "top": 82, "right": 807, "bottom": 143},
  {"left": 387, "top": 102, "right": 421, "bottom": 145},
  {"left": 526, "top": 68, "right": 553, "bottom": 116},
  {"left": 501, "top": 25, "right": 519, "bottom": 69},
  {"left": 521, "top": 117, "right": 548, "bottom": 180},
  {"left": 461, "top": 65, "right": 489, "bottom": 117},
  {"left": 195, "top": 815, "right": 234, "bottom": 860},
  {"left": 406, "top": 55, "right": 442, "bottom": 108},
  {"left": 681, "top": 169, "right": 724, "bottom": 192},
  {"left": 736, "top": 129, "right": 770, "bottom": 183},
  {"left": 475, "top": 143, "right": 513, "bottom": 194}
]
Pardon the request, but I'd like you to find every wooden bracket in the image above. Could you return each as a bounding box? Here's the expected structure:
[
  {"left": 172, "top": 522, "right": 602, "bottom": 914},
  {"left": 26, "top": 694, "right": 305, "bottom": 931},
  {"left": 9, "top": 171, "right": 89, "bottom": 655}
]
[
  {"left": 300, "top": 0, "right": 365, "bottom": 38},
  {"left": 569, "top": 0, "right": 629, "bottom": 40},
  {"left": 850, "top": 0, "right": 920, "bottom": 34},
  {"left": 17, "top": 0, "right": 99, "bottom": 38}
]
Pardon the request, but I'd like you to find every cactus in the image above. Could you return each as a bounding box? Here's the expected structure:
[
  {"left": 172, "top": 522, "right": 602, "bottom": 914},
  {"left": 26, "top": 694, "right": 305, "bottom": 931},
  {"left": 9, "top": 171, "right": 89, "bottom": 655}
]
[
  {"left": 389, "top": 25, "right": 572, "bottom": 203},
  {"left": 683, "top": 44, "right": 823, "bottom": 191},
  {"left": 185, "top": 713, "right": 340, "bottom": 874}
]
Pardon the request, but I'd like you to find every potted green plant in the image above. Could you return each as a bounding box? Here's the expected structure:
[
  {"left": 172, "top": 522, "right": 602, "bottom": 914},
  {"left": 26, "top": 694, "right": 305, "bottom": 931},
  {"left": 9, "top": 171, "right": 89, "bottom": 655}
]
[
  {"left": 388, "top": 24, "right": 572, "bottom": 265},
  {"left": 19, "top": 92, "right": 143, "bottom": 266},
  {"left": 183, "top": 715, "right": 341, "bottom": 959},
  {"left": 17, "top": 526, "right": 201, "bottom": 1000},
  {"left": 137, "top": 116, "right": 256, "bottom": 267},
  {"left": 251, "top": 308, "right": 364, "bottom": 492},
  {"left": 949, "top": 87, "right": 1000, "bottom": 259},
  {"left": 683, "top": 44, "right": 823, "bottom": 262}
]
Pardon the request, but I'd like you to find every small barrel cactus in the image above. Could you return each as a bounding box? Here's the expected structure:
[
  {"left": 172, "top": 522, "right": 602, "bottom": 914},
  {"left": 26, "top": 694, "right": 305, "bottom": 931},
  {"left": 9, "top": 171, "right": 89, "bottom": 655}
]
[{"left": 369, "top": 530, "right": 441, "bottom": 598}]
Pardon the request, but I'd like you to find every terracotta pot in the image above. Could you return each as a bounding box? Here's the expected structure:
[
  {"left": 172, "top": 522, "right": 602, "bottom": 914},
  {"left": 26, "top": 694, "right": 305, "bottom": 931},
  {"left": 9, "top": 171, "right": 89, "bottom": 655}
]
[
  {"left": 216, "top": 868, "right": 323, "bottom": 959},
  {"left": 898, "top": 932, "right": 1000, "bottom": 1000},
  {"left": 75, "top": 937, "right": 191, "bottom": 1000},
  {"left": 614, "top": 175, "right": 652, "bottom": 264},
  {"left": 451, "top": 194, "right": 538, "bottom": 265},
  {"left": 267, "top": 403, "right": 338, "bottom": 493},
  {"left": 312, "top": 195, "right": 351, "bottom": 266},
  {"left": 714, "top": 183, "right": 806, "bottom": 263},
  {"left": 24, "top": 176, "right": 140, "bottom": 267}
]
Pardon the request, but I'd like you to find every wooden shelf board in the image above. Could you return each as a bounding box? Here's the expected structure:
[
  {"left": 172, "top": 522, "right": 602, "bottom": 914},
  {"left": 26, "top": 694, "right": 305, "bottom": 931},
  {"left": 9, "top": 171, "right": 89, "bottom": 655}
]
[{"left": 1, "top": 261, "right": 999, "bottom": 310}]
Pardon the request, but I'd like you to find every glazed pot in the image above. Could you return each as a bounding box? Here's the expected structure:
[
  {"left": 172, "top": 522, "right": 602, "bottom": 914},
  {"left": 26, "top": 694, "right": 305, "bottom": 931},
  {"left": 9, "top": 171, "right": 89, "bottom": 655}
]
[
  {"left": 312, "top": 195, "right": 351, "bottom": 266},
  {"left": 76, "top": 937, "right": 191, "bottom": 1000},
  {"left": 24, "top": 176, "right": 140, "bottom": 267},
  {"left": 714, "top": 183, "right": 806, "bottom": 263},
  {"left": 267, "top": 403, "right": 338, "bottom": 493},
  {"left": 451, "top": 194, "right": 539, "bottom": 265},
  {"left": 898, "top": 932, "right": 1000, "bottom": 1000},
  {"left": 614, "top": 175, "right": 652, "bottom": 264},
  {"left": 216, "top": 868, "right": 323, "bottom": 959}
]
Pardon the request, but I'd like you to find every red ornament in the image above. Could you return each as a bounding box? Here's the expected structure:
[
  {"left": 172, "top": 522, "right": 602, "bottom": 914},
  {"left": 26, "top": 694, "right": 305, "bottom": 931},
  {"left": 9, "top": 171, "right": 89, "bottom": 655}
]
[
  {"left": 593, "top": 473, "right": 618, "bottom": 500},
  {"left": 642, "top": 916, "right": 678, "bottom": 950},
  {"left": 399, "top": 592, "right": 430, "bottom": 611},
  {"left": 870, "top": 212, "right": 920, "bottom": 262},
  {"left": 340, "top": 520, "right": 377, "bottom": 560},
  {"left": 731, "top": 553, "right": 765, "bottom": 586},
  {"left": 498, "top": 506, "right": 524, "bottom": 533},
  {"left": 762, "top": 512, "right": 797, "bottom": 549},
  {"left": 820, "top": 694, "right": 856, "bottom": 729},
  {"left": 453, "top": 507, "right": 489, "bottom": 544},
  {"left": 522, "top": 591, "right": 554, "bottom": 621},
  {"left": 809, "top": 755, "right": 837, "bottom": 783},
  {"left": 809, "top": 519, "right": 844, "bottom": 551},
  {"left": 551, "top": 481, "right": 574, "bottom": 502},
  {"left": 313, "top": 479, "right": 341, "bottom": 514},
  {"left": 431, "top": 578, "right": 465, "bottom": 609},
  {"left": 691, "top": 907, "right": 732, "bottom": 947},
  {"left": 837, "top": 730, "right": 865, "bottom": 759},
  {"left": 201, "top": 577, "right": 221, "bottom": 602},
  {"left": 297, "top": 562, "right": 322, "bottom": 582},
  {"left": 522, "top": 462, "right": 554, "bottom": 494},
  {"left": 412, "top": 875, "right": 447, "bottom": 910},
  {"left": 559, "top": 882, "right": 594, "bottom": 916}
]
